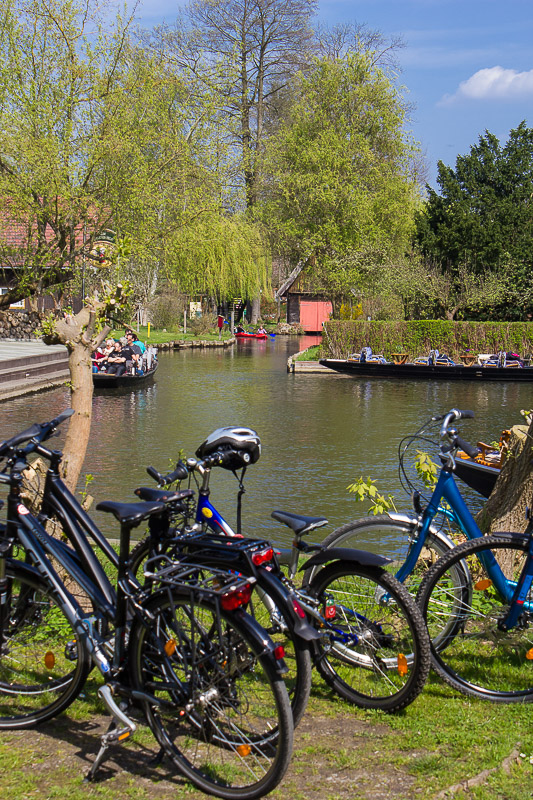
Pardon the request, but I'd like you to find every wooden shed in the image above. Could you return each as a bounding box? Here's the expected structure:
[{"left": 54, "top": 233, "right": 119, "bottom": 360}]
[{"left": 275, "top": 259, "right": 332, "bottom": 333}]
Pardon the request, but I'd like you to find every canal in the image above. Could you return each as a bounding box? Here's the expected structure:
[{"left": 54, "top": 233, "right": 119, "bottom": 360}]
[{"left": 1, "top": 335, "right": 531, "bottom": 547}]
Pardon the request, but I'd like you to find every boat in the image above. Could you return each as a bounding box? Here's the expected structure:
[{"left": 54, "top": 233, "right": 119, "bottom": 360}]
[
  {"left": 93, "top": 360, "right": 158, "bottom": 389},
  {"left": 449, "top": 453, "right": 500, "bottom": 498},
  {"left": 319, "top": 355, "right": 533, "bottom": 382},
  {"left": 235, "top": 331, "right": 269, "bottom": 340}
]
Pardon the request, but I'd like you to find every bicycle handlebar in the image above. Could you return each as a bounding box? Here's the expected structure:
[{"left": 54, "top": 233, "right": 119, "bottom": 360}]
[
  {"left": 147, "top": 449, "right": 248, "bottom": 485},
  {"left": 0, "top": 408, "right": 74, "bottom": 459}
]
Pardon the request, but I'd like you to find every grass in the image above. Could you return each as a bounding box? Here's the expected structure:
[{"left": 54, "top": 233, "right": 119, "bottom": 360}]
[
  {"left": 1, "top": 666, "right": 533, "bottom": 799},
  {"left": 294, "top": 344, "right": 322, "bottom": 361}
]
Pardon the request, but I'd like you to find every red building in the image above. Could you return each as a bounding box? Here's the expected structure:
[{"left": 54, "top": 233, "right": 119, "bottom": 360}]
[{"left": 275, "top": 259, "right": 332, "bottom": 333}]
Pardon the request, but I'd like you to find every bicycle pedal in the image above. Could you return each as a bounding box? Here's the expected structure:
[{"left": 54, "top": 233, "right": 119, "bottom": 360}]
[{"left": 98, "top": 684, "right": 136, "bottom": 739}]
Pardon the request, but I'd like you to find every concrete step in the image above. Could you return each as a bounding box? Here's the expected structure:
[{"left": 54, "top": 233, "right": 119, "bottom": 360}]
[
  {"left": 0, "top": 357, "right": 69, "bottom": 385},
  {"left": 0, "top": 369, "right": 69, "bottom": 402},
  {"left": 0, "top": 350, "right": 69, "bottom": 371}
]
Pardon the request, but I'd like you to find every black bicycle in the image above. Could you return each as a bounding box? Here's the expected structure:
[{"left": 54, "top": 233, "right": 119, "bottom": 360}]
[
  {"left": 130, "top": 425, "right": 431, "bottom": 713},
  {"left": 0, "top": 411, "right": 294, "bottom": 799}
]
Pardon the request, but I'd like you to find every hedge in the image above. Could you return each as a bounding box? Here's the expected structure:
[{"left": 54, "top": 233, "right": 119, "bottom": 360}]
[{"left": 322, "top": 320, "right": 533, "bottom": 361}]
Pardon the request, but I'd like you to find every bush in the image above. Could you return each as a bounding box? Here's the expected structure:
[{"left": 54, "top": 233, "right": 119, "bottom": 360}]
[
  {"left": 323, "top": 320, "right": 533, "bottom": 360},
  {"left": 149, "top": 293, "right": 182, "bottom": 329},
  {"left": 187, "top": 313, "right": 217, "bottom": 336}
]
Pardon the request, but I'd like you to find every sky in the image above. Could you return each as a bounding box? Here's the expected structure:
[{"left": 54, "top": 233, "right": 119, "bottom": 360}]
[{"left": 130, "top": 0, "right": 533, "bottom": 190}]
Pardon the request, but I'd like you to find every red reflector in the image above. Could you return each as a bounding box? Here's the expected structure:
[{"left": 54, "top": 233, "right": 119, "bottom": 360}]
[
  {"left": 220, "top": 584, "right": 252, "bottom": 611},
  {"left": 251, "top": 547, "right": 274, "bottom": 566},
  {"left": 292, "top": 600, "right": 306, "bottom": 619},
  {"left": 274, "top": 645, "right": 285, "bottom": 660},
  {"left": 324, "top": 602, "right": 336, "bottom": 619}
]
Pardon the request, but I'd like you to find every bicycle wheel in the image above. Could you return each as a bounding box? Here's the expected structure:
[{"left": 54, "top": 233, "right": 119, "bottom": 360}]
[
  {"left": 130, "top": 536, "right": 312, "bottom": 728},
  {"left": 0, "top": 562, "right": 91, "bottom": 728},
  {"left": 308, "top": 561, "right": 431, "bottom": 711},
  {"left": 417, "top": 533, "right": 533, "bottom": 702},
  {"left": 304, "top": 514, "right": 458, "bottom": 596},
  {"left": 129, "top": 587, "right": 293, "bottom": 800}
]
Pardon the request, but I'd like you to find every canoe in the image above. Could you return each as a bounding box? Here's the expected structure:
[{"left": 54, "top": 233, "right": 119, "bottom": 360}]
[
  {"left": 319, "top": 358, "right": 533, "bottom": 382},
  {"left": 93, "top": 361, "right": 158, "bottom": 388},
  {"left": 235, "top": 332, "right": 269, "bottom": 340}
]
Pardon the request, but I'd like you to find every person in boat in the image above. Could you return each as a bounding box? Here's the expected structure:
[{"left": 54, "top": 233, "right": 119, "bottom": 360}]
[
  {"left": 359, "top": 346, "right": 373, "bottom": 363},
  {"left": 122, "top": 333, "right": 143, "bottom": 374},
  {"left": 93, "top": 339, "right": 115, "bottom": 372},
  {"left": 105, "top": 341, "right": 128, "bottom": 376},
  {"left": 235, "top": 324, "right": 245, "bottom": 334},
  {"left": 256, "top": 325, "right": 267, "bottom": 334}
]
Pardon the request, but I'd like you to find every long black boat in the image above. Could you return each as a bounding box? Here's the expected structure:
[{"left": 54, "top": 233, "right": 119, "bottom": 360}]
[
  {"left": 319, "top": 358, "right": 533, "bottom": 382},
  {"left": 93, "top": 361, "right": 158, "bottom": 389}
]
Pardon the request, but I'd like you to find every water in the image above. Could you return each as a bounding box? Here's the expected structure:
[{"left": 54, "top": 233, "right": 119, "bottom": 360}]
[{"left": 1, "top": 335, "right": 531, "bottom": 546}]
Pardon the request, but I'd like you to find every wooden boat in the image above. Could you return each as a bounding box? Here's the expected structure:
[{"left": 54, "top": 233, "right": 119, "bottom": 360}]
[
  {"left": 235, "top": 331, "right": 269, "bottom": 340},
  {"left": 319, "top": 358, "right": 533, "bottom": 382},
  {"left": 93, "top": 361, "right": 158, "bottom": 388},
  {"left": 448, "top": 430, "right": 510, "bottom": 497}
]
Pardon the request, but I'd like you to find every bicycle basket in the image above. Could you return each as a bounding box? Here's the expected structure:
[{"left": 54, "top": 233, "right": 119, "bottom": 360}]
[{"left": 397, "top": 416, "right": 444, "bottom": 504}]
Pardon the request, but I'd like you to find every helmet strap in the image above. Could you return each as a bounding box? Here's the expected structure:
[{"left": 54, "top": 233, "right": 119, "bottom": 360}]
[{"left": 233, "top": 466, "right": 247, "bottom": 536}]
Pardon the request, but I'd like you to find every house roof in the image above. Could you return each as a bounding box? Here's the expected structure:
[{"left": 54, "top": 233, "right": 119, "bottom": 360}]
[{"left": 275, "top": 260, "right": 305, "bottom": 300}]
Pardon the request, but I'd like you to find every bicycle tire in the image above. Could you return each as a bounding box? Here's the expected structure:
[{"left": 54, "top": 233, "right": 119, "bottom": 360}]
[
  {"left": 308, "top": 561, "right": 431, "bottom": 711},
  {"left": 303, "top": 514, "right": 457, "bottom": 592},
  {"left": 129, "top": 536, "right": 312, "bottom": 728},
  {"left": 0, "top": 561, "right": 91, "bottom": 728},
  {"left": 417, "top": 533, "right": 533, "bottom": 702},
  {"left": 129, "top": 586, "right": 293, "bottom": 799}
]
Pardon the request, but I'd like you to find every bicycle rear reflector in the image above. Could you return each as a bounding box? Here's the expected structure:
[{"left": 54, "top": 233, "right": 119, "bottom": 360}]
[
  {"left": 292, "top": 600, "right": 306, "bottom": 619},
  {"left": 251, "top": 547, "right": 274, "bottom": 566},
  {"left": 397, "top": 654, "right": 408, "bottom": 676},
  {"left": 274, "top": 645, "right": 286, "bottom": 660},
  {"left": 474, "top": 579, "right": 493, "bottom": 591},
  {"left": 165, "top": 639, "right": 177, "bottom": 656},
  {"left": 527, "top": 649, "right": 533, "bottom": 660},
  {"left": 220, "top": 583, "right": 252, "bottom": 610},
  {"left": 44, "top": 652, "right": 55, "bottom": 669}
]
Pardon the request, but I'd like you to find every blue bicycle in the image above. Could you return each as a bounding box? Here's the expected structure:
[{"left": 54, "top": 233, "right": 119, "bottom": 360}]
[{"left": 319, "top": 408, "right": 533, "bottom": 702}]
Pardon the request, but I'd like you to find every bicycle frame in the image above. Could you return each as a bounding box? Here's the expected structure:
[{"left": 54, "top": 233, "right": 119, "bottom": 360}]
[{"left": 397, "top": 466, "right": 533, "bottom": 619}]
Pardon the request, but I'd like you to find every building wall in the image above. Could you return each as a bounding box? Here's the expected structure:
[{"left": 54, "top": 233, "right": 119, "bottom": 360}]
[{"left": 299, "top": 300, "right": 332, "bottom": 332}]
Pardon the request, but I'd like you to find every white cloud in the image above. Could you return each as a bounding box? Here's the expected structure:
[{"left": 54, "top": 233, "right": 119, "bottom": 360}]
[{"left": 441, "top": 66, "right": 533, "bottom": 103}]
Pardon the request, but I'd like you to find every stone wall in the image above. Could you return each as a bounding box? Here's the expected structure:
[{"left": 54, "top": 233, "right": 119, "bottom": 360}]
[{"left": 0, "top": 310, "right": 42, "bottom": 340}]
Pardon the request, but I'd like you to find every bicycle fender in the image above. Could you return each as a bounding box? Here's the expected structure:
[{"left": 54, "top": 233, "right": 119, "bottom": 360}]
[
  {"left": 256, "top": 567, "right": 321, "bottom": 642},
  {"left": 231, "top": 607, "right": 290, "bottom": 677},
  {"left": 301, "top": 547, "right": 391, "bottom": 570}
]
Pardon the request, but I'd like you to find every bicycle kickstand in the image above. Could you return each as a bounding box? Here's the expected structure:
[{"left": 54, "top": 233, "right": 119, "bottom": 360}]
[{"left": 85, "top": 683, "right": 137, "bottom": 782}]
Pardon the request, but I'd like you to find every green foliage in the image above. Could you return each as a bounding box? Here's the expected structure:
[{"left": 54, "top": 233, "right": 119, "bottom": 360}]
[
  {"left": 415, "top": 123, "right": 533, "bottom": 320},
  {"left": 346, "top": 476, "right": 397, "bottom": 515},
  {"left": 413, "top": 451, "right": 438, "bottom": 490},
  {"left": 259, "top": 52, "right": 421, "bottom": 304},
  {"left": 323, "top": 319, "right": 533, "bottom": 360}
]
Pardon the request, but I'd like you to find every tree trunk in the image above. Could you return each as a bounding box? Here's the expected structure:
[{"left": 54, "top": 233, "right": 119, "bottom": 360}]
[
  {"left": 476, "top": 423, "right": 533, "bottom": 534},
  {"left": 251, "top": 295, "right": 260, "bottom": 324},
  {"left": 60, "top": 342, "right": 94, "bottom": 492}
]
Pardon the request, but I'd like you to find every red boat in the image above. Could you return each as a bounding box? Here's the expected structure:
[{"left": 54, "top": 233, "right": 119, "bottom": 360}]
[{"left": 235, "top": 332, "right": 269, "bottom": 340}]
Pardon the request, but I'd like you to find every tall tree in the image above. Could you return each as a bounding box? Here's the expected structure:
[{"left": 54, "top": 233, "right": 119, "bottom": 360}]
[
  {"left": 415, "top": 123, "right": 533, "bottom": 320},
  {"left": 258, "top": 53, "right": 421, "bottom": 309}
]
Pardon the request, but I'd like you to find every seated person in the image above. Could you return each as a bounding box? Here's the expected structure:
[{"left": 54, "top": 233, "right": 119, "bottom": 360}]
[
  {"left": 126, "top": 330, "right": 146, "bottom": 355},
  {"left": 235, "top": 324, "right": 245, "bottom": 334},
  {"left": 257, "top": 325, "right": 267, "bottom": 334},
  {"left": 106, "top": 342, "right": 127, "bottom": 375},
  {"left": 122, "top": 332, "right": 143, "bottom": 373}
]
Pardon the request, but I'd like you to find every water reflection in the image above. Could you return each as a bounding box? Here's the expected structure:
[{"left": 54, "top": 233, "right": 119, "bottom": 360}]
[{"left": 0, "top": 334, "right": 530, "bottom": 546}]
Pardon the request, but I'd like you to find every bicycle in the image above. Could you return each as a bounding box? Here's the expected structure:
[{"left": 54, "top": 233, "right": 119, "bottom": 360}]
[
  {"left": 0, "top": 411, "right": 294, "bottom": 799},
  {"left": 131, "top": 426, "right": 431, "bottom": 713},
  {"left": 318, "top": 407, "right": 533, "bottom": 701}
]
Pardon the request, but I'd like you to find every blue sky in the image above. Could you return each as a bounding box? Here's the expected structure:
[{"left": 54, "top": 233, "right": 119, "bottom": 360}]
[{"left": 131, "top": 0, "right": 533, "bottom": 190}]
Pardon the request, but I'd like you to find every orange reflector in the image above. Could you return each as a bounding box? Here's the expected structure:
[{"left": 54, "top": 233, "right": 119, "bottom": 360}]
[
  {"left": 474, "top": 579, "right": 493, "bottom": 591},
  {"left": 44, "top": 652, "right": 55, "bottom": 669},
  {"left": 397, "top": 653, "right": 408, "bottom": 676},
  {"left": 118, "top": 731, "right": 131, "bottom": 741},
  {"left": 165, "top": 639, "right": 177, "bottom": 656},
  {"left": 236, "top": 745, "right": 251, "bottom": 757},
  {"left": 526, "top": 649, "right": 533, "bottom": 660}
]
